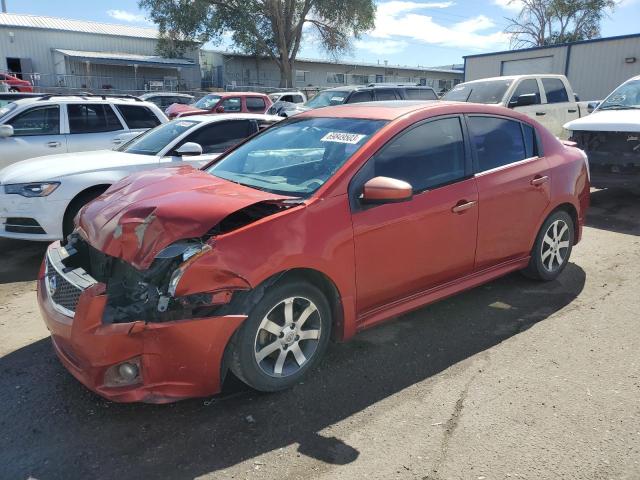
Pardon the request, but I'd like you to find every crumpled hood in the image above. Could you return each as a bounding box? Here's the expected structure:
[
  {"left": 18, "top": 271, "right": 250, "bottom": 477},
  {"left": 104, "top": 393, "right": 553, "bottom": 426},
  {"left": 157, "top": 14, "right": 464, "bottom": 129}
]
[
  {"left": 564, "top": 109, "right": 640, "bottom": 132},
  {"left": 165, "top": 103, "right": 207, "bottom": 118},
  {"left": 78, "top": 165, "right": 293, "bottom": 270}
]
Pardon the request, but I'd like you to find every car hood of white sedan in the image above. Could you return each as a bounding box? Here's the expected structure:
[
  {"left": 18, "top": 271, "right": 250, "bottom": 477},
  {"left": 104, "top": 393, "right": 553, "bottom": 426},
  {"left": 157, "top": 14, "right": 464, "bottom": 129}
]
[
  {"left": 0, "top": 150, "right": 157, "bottom": 184},
  {"left": 564, "top": 109, "right": 640, "bottom": 132}
]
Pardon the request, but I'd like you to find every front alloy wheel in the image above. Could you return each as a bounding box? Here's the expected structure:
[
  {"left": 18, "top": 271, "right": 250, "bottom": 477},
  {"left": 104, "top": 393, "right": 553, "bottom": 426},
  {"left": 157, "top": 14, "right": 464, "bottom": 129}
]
[{"left": 229, "top": 280, "right": 331, "bottom": 392}]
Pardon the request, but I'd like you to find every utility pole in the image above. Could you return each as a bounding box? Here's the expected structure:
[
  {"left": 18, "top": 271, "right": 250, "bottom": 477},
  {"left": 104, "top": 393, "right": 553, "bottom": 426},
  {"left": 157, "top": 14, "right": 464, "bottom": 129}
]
[{"left": 1, "top": 0, "right": 7, "bottom": 13}]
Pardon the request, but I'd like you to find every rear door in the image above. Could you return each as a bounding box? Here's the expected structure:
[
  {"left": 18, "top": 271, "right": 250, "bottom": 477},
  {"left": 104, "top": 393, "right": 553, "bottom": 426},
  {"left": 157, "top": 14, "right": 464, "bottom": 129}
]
[
  {"left": 351, "top": 116, "right": 478, "bottom": 314},
  {"left": 373, "top": 89, "right": 401, "bottom": 101},
  {"left": 540, "top": 78, "right": 576, "bottom": 138},
  {"left": 245, "top": 96, "right": 267, "bottom": 113},
  {"left": 220, "top": 97, "right": 242, "bottom": 113},
  {"left": 468, "top": 115, "right": 551, "bottom": 270},
  {"left": 0, "top": 104, "right": 66, "bottom": 166},
  {"left": 65, "top": 103, "right": 125, "bottom": 153}
]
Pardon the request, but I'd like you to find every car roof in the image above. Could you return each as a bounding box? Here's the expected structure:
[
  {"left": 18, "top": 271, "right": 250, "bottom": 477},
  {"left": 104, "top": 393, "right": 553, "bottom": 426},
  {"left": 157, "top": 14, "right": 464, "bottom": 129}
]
[
  {"left": 140, "top": 92, "right": 193, "bottom": 98},
  {"left": 297, "top": 100, "right": 522, "bottom": 121},
  {"left": 461, "top": 74, "right": 568, "bottom": 84},
  {"left": 176, "top": 113, "right": 283, "bottom": 123},
  {"left": 203, "top": 91, "right": 269, "bottom": 97},
  {"left": 10, "top": 95, "right": 157, "bottom": 106}
]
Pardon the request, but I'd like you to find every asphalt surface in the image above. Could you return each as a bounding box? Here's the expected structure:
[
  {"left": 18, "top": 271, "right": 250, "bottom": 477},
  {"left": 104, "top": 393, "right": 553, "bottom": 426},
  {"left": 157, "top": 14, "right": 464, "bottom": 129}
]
[{"left": 0, "top": 188, "right": 639, "bottom": 480}]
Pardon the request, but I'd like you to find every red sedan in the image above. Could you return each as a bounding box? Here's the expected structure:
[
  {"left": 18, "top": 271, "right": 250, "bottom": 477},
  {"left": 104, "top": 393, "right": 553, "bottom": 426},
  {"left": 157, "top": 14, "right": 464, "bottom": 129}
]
[
  {"left": 37, "top": 101, "right": 590, "bottom": 402},
  {"left": 165, "top": 92, "right": 272, "bottom": 119},
  {"left": 0, "top": 72, "right": 34, "bottom": 92}
]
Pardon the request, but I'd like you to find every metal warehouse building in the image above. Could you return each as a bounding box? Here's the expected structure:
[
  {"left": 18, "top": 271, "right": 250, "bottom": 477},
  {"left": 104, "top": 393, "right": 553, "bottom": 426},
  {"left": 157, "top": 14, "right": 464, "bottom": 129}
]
[
  {"left": 464, "top": 33, "right": 640, "bottom": 100},
  {"left": 0, "top": 13, "right": 200, "bottom": 92},
  {"left": 200, "top": 50, "right": 463, "bottom": 92}
]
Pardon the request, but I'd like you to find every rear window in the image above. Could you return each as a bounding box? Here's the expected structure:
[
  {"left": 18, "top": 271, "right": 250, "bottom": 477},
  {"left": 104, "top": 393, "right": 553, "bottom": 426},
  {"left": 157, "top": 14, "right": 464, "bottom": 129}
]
[
  {"left": 404, "top": 88, "right": 437, "bottom": 100},
  {"left": 246, "top": 97, "right": 266, "bottom": 112},
  {"left": 542, "top": 78, "right": 569, "bottom": 103},
  {"left": 468, "top": 116, "right": 527, "bottom": 172},
  {"left": 443, "top": 80, "right": 513, "bottom": 104},
  {"left": 116, "top": 105, "right": 161, "bottom": 129},
  {"left": 68, "top": 104, "right": 122, "bottom": 134}
]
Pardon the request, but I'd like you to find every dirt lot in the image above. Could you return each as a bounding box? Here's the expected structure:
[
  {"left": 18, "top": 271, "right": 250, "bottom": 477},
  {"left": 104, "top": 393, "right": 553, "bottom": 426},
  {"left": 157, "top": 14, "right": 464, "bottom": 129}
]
[{"left": 0, "top": 188, "right": 639, "bottom": 480}]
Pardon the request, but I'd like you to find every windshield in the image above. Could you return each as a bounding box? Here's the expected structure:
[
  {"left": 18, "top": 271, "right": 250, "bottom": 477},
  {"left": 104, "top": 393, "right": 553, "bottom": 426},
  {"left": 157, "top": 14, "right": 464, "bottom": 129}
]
[
  {"left": 194, "top": 94, "right": 222, "bottom": 110},
  {"left": 305, "top": 90, "right": 350, "bottom": 109},
  {"left": 598, "top": 79, "right": 640, "bottom": 110},
  {"left": 122, "top": 120, "right": 199, "bottom": 156},
  {"left": 0, "top": 102, "right": 17, "bottom": 118},
  {"left": 207, "top": 117, "right": 387, "bottom": 196},
  {"left": 443, "top": 80, "right": 513, "bottom": 104}
]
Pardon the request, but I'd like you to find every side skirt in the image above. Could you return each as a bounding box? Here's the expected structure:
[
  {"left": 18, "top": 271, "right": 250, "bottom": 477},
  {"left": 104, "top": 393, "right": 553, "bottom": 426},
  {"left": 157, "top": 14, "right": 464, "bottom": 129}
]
[{"left": 356, "top": 256, "right": 530, "bottom": 332}]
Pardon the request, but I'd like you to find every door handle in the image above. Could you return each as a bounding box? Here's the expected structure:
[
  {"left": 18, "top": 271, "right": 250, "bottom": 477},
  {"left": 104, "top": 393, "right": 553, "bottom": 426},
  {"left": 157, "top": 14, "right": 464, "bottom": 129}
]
[
  {"left": 452, "top": 200, "right": 477, "bottom": 213},
  {"left": 530, "top": 175, "right": 549, "bottom": 186},
  {"left": 47, "top": 141, "right": 61, "bottom": 148},
  {"left": 568, "top": 109, "right": 577, "bottom": 113},
  {"left": 535, "top": 112, "right": 546, "bottom": 116}
]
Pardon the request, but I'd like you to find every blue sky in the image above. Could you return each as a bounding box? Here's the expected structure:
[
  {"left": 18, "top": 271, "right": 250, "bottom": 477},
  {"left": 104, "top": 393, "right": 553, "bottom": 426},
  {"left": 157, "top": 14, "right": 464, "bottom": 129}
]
[{"left": 4, "top": 0, "right": 639, "bottom": 67}]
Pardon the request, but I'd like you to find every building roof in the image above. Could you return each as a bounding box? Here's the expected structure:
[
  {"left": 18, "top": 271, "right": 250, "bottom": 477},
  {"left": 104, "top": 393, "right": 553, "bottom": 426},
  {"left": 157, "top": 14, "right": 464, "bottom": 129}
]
[
  {"left": 54, "top": 49, "right": 195, "bottom": 67},
  {"left": 0, "top": 12, "right": 158, "bottom": 39},
  {"left": 464, "top": 32, "right": 640, "bottom": 59},
  {"left": 203, "top": 49, "right": 463, "bottom": 75}
]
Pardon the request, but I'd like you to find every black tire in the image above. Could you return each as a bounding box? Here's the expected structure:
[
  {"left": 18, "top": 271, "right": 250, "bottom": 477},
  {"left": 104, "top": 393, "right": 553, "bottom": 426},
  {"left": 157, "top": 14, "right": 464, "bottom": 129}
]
[
  {"left": 522, "top": 210, "right": 574, "bottom": 281},
  {"left": 229, "top": 280, "right": 332, "bottom": 392},
  {"left": 62, "top": 188, "right": 108, "bottom": 238}
]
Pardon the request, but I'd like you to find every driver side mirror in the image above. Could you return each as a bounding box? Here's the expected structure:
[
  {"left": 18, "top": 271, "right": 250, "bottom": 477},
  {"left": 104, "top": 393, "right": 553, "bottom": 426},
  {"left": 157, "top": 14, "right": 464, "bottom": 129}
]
[
  {"left": 175, "top": 142, "right": 203, "bottom": 157},
  {"left": 587, "top": 101, "right": 600, "bottom": 113},
  {"left": 0, "top": 124, "right": 14, "bottom": 138},
  {"left": 361, "top": 176, "right": 413, "bottom": 204},
  {"left": 509, "top": 93, "right": 538, "bottom": 108},
  {"left": 215, "top": 106, "right": 225, "bottom": 113}
]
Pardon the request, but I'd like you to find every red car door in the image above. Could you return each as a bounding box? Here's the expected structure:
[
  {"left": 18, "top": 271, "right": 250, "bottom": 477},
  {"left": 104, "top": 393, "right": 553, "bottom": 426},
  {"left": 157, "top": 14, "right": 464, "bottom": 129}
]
[
  {"left": 468, "top": 115, "right": 551, "bottom": 270},
  {"left": 350, "top": 116, "right": 479, "bottom": 315}
]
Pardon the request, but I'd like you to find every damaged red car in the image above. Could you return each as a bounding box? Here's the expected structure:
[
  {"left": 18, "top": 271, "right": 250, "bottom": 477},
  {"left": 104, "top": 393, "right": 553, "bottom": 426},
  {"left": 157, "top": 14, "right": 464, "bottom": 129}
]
[{"left": 37, "top": 101, "right": 590, "bottom": 403}]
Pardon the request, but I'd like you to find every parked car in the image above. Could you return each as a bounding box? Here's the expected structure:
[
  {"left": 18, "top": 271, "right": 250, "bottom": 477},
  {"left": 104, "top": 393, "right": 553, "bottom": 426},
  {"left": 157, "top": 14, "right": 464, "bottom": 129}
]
[
  {"left": 0, "top": 94, "right": 167, "bottom": 168},
  {"left": 278, "top": 85, "right": 439, "bottom": 117},
  {"left": 0, "top": 113, "right": 281, "bottom": 241},
  {"left": 165, "top": 92, "right": 272, "bottom": 119},
  {"left": 0, "top": 72, "right": 34, "bottom": 92},
  {"left": 138, "top": 92, "right": 195, "bottom": 110},
  {"left": 37, "top": 100, "right": 590, "bottom": 403},
  {"left": 268, "top": 91, "right": 307, "bottom": 104},
  {"left": 442, "top": 74, "right": 591, "bottom": 139},
  {"left": 564, "top": 75, "right": 640, "bottom": 189}
]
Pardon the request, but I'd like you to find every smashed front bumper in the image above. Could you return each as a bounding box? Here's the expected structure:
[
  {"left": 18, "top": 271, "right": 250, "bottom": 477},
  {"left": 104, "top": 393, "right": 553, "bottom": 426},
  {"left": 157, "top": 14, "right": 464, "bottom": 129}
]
[{"left": 37, "top": 241, "right": 246, "bottom": 403}]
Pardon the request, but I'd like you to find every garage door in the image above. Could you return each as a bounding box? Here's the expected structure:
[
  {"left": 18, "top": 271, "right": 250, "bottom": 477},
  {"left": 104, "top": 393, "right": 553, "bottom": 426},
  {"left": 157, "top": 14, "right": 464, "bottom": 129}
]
[{"left": 502, "top": 56, "right": 554, "bottom": 75}]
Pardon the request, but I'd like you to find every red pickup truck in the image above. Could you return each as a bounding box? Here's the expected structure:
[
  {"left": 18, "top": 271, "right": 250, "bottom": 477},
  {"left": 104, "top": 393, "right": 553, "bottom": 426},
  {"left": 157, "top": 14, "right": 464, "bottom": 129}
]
[
  {"left": 0, "top": 72, "right": 34, "bottom": 92},
  {"left": 165, "top": 92, "right": 272, "bottom": 119}
]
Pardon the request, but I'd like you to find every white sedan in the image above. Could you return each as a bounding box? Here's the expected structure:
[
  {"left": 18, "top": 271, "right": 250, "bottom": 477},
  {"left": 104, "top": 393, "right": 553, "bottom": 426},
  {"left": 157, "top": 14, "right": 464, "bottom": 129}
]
[{"left": 0, "top": 113, "right": 282, "bottom": 241}]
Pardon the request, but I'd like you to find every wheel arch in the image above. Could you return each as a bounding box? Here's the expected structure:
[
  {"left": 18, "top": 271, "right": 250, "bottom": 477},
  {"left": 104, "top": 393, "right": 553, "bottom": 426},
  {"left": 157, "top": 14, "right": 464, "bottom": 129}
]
[
  {"left": 548, "top": 202, "right": 579, "bottom": 245},
  {"left": 62, "top": 184, "right": 112, "bottom": 228}
]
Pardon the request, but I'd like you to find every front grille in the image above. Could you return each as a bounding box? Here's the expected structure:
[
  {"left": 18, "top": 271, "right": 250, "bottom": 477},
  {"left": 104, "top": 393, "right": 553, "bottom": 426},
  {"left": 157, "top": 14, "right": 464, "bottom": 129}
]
[{"left": 46, "top": 255, "right": 83, "bottom": 316}]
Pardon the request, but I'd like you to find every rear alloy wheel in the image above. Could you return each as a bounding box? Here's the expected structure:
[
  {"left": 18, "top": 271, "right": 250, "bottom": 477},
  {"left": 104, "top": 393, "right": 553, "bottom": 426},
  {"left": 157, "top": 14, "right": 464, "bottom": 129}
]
[
  {"left": 523, "top": 210, "right": 574, "bottom": 281},
  {"left": 230, "top": 281, "right": 331, "bottom": 392}
]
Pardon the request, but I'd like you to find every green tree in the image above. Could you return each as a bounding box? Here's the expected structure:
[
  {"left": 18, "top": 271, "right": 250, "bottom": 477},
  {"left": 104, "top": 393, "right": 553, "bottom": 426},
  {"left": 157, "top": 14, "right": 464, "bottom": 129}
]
[
  {"left": 505, "top": 0, "right": 616, "bottom": 48},
  {"left": 139, "top": 0, "right": 376, "bottom": 87}
]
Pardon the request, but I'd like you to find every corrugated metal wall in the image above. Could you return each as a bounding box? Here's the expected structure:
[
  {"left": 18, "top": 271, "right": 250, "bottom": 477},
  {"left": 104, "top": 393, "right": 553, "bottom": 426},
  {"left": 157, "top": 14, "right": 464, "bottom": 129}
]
[
  {"left": 465, "top": 36, "right": 640, "bottom": 100},
  {"left": 0, "top": 26, "right": 200, "bottom": 90}
]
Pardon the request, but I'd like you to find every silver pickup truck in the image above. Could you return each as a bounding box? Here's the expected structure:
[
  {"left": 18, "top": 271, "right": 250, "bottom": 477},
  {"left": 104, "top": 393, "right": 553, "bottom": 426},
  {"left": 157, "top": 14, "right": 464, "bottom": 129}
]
[{"left": 443, "top": 74, "right": 591, "bottom": 139}]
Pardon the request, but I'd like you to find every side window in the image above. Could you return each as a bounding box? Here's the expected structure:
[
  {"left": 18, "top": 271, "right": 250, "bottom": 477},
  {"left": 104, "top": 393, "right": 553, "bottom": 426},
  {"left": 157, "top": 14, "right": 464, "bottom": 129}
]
[
  {"left": 509, "top": 79, "right": 541, "bottom": 106},
  {"left": 221, "top": 97, "right": 242, "bottom": 112},
  {"left": 292, "top": 95, "right": 304, "bottom": 103},
  {"left": 178, "top": 120, "right": 254, "bottom": 154},
  {"left": 246, "top": 97, "right": 266, "bottom": 112},
  {"left": 116, "top": 105, "right": 161, "bottom": 129},
  {"left": 522, "top": 123, "right": 538, "bottom": 158},
  {"left": 468, "top": 116, "right": 527, "bottom": 172},
  {"left": 281, "top": 95, "right": 293, "bottom": 103},
  {"left": 375, "top": 89, "right": 400, "bottom": 101},
  {"left": 347, "top": 91, "right": 373, "bottom": 103},
  {"left": 404, "top": 88, "right": 437, "bottom": 100},
  {"left": 68, "top": 104, "right": 122, "bottom": 134},
  {"left": 7, "top": 105, "right": 60, "bottom": 136},
  {"left": 542, "top": 78, "right": 569, "bottom": 103},
  {"left": 371, "top": 117, "right": 466, "bottom": 192}
]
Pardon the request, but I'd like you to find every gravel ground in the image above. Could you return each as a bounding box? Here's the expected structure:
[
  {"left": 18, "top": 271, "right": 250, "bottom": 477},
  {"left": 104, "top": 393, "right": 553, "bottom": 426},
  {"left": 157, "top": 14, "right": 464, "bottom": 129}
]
[{"left": 0, "top": 188, "right": 639, "bottom": 480}]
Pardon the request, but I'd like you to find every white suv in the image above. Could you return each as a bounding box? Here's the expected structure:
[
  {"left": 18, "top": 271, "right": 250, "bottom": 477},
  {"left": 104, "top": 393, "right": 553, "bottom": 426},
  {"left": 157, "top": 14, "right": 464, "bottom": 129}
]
[{"left": 0, "top": 94, "right": 167, "bottom": 168}]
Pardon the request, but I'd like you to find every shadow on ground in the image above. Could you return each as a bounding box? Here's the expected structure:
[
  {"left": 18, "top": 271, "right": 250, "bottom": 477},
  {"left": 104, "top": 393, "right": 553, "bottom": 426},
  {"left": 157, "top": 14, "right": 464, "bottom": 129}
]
[
  {"left": 587, "top": 188, "right": 640, "bottom": 236},
  {"left": 0, "top": 264, "right": 585, "bottom": 480},
  {"left": 0, "top": 238, "right": 48, "bottom": 284}
]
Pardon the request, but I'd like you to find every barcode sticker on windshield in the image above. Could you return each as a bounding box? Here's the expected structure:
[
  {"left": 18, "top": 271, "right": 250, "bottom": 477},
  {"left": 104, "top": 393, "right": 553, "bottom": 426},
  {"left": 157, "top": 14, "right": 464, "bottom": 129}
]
[{"left": 321, "top": 132, "right": 366, "bottom": 144}]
